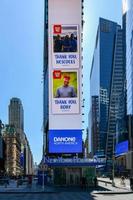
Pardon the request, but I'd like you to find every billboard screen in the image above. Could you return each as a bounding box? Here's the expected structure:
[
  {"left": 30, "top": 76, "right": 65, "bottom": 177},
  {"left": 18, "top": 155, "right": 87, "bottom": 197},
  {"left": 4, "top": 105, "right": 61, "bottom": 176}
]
[
  {"left": 49, "top": 130, "right": 82, "bottom": 153},
  {"left": 115, "top": 140, "right": 128, "bottom": 156},
  {"left": 20, "top": 152, "right": 24, "bottom": 167},
  {"left": 52, "top": 24, "right": 79, "bottom": 68},
  {"left": 52, "top": 70, "right": 79, "bottom": 114},
  {"left": 48, "top": 0, "right": 82, "bottom": 153}
]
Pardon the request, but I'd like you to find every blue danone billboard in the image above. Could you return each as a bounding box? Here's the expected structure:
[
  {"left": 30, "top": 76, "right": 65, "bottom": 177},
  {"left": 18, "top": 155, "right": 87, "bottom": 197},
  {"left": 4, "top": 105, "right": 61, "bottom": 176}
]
[
  {"left": 115, "top": 140, "right": 128, "bottom": 156},
  {"left": 49, "top": 130, "right": 82, "bottom": 153}
]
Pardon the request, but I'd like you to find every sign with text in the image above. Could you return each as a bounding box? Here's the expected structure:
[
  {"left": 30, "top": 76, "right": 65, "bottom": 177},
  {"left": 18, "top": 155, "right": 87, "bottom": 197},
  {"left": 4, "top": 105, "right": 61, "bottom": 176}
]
[
  {"left": 115, "top": 140, "right": 128, "bottom": 156},
  {"left": 52, "top": 70, "right": 79, "bottom": 114},
  {"left": 49, "top": 130, "right": 82, "bottom": 153},
  {"left": 52, "top": 24, "right": 79, "bottom": 68},
  {"left": 48, "top": 0, "right": 82, "bottom": 133}
]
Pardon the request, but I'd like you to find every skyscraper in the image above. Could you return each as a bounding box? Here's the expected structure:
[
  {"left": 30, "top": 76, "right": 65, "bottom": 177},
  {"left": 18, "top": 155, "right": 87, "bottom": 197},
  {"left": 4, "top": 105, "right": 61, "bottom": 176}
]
[
  {"left": 89, "top": 18, "right": 126, "bottom": 158},
  {"left": 42, "top": 0, "right": 84, "bottom": 186},
  {"left": 43, "top": 0, "right": 48, "bottom": 155},
  {"left": 123, "top": 0, "right": 133, "bottom": 180},
  {"left": 8, "top": 98, "right": 33, "bottom": 175},
  {"left": 124, "top": 0, "right": 133, "bottom": 116},
  {"left": 43, "top": 0, "right": 83, "bottom": 156},
  {"left": 9, "top": 97, "right": 24, "bottom": 131}
]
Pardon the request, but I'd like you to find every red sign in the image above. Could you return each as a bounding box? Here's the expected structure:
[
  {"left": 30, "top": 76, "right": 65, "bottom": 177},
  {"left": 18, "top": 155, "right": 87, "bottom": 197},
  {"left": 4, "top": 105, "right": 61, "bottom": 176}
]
[
  {"left": 53, "top": 70, "right": 61, "bottom": 79},
  {"left": 53, "top": 25, "right": 62, "bottom": 34}
]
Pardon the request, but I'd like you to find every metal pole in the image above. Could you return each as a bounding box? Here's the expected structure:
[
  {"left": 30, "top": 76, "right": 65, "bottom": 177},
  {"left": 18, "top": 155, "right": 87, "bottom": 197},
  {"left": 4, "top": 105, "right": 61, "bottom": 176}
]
[
  {"left": 42, "top": 167, "right": 45, "bottom": 191},
  {"left": 129, "top": 115, "right": 133, "bottom": 190},
  {"left": 112, "top": 132, "right": 115, "bottom": 187}
]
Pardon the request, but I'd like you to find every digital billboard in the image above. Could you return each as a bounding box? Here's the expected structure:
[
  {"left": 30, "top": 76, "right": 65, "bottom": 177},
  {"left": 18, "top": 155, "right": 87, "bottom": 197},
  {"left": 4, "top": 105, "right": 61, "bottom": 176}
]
[
  {"left": 49, "top": 130, "right": 82, "bottom": 153},
  {"left": 52, "top": 70, "right": 79, "bottom": 114},
  {"left": 48, "top": 0, "right": 82, "bottom": 153},
  {"left": 20, "top": 152, "right": 24, "bottom": 167},
  {"left": 52, "top": 24, "right": 79, "bottom": 68},
  {"left": 115, "top": 140, "right": 128, "bottom": 156}
]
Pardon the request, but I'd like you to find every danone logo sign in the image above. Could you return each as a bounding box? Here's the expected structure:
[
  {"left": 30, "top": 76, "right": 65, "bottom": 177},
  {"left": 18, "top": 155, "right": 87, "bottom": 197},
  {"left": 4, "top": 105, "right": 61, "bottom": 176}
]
[
  {"left": 54, "top": 137, "right": 77, "bottom": 145},
  {"left": 49, "top": 130, "right": 82, "bottom": 153}
]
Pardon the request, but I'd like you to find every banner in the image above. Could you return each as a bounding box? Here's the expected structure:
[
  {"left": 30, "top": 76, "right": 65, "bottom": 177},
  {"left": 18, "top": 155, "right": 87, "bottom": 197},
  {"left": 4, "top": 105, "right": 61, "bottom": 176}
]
[
  {"left": 48, "top": 0, "right": 82, "bottom": 153},
  {"left": 52, "top": 70, "right": 79, "bottom": 114},
  {"left": 52, "top": 24, "right": 79, "bottom": 68},
  {"left": 49, "top": 130, "right": 82, "bottom": 153}
]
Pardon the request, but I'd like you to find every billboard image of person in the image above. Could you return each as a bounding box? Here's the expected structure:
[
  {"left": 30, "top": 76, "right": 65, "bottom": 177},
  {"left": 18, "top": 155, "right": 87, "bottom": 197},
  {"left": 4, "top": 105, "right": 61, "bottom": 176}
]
[
  {"left": 53, "top": 25, "right": 78, "bottom": 53},
  {"left": 53, "top": 71, "right": 78, "bottom": 98}
]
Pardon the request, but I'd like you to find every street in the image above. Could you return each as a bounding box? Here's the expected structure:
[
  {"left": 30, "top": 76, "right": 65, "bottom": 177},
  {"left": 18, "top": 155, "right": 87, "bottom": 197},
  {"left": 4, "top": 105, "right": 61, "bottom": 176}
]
[
  {"left": 0, "top": 177, "right": 133, "bottom": 200},
  {"left": 0, "top": 192, "right": 90, "bottom": 200},
  {"left": 0, "top": 192, "right": 133, "bottom": 200}
]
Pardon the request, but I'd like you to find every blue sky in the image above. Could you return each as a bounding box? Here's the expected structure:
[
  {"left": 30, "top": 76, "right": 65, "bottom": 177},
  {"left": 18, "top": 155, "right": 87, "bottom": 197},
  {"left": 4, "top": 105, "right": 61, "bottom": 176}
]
[{"left": 0, "top": 0, "right": 122, "bottom": 164}]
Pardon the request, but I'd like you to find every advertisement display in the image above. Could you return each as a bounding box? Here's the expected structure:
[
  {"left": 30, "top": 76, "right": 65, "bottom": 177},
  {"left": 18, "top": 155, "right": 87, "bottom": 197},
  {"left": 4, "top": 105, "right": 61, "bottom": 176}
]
[
  {"left": 20, "top": 152, "right": 24, "bottom": 167},
  {"left": 52, "top": 70, "right": 79, "bottom": 114},
  {"left": 115, "top": 140, "right": 129, "bottom": 156},
  {"left": 52, "top": 24, "right": 79, "bottom": 68},
  {"left": 49, "top": 130, "right": 82, "bottom": 153},
  {"left": 48, "top": 0, "right": 82, "bottom": 153}
]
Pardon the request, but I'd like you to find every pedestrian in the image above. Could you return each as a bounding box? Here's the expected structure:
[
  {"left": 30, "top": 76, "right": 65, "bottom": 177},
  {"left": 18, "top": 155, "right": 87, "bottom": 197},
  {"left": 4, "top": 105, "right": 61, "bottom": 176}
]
[
  {"left": 130, "top": 177, "right": 133, "bottom": 191},
  {"left": 93, "top": 176, "right": 98, "bottom": 187},
  {"left": 121, "top": 176, "right": 125, "bottom": 186},
  {"left": 28, "top": 175, "right": 32, "bottom": 188},
  {"left": 80, "top": 177, "right": 87, "bottom": 190}
]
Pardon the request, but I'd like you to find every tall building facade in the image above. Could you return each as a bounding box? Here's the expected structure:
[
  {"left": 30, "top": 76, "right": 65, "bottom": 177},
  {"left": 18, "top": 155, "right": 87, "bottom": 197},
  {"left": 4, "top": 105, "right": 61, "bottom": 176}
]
[
  {"left": 43, "top": 0, "right": 83, "bottom": 156},
  {"left": 8, "top": 98, "right": 34, "bottom": 175},
  {"left": 123, "top": 0, "right": 133, "bottom": 177},
  {"left": 2, "top": 125, "right": 22, "bottom": 176},
  {"left": 43, "top": 0, "right": 49, "bottom": 155},
  {"left": 106, "top": 26, "right": 126, "bottom": 158},
  {"left": 42, "top": 1, "right": 84, "bottom": 186},
  {"left": 0, "top": 120, "right": 5, "bottom": 174},
  {"left": 124, "top": 0, "right": 133, "bottom": 115},
  {"left": 9, "top": 98, "right": 24, "bottom": 132},
  {"left": 89, "top": 18, "right": 126, "bottom": 157}
]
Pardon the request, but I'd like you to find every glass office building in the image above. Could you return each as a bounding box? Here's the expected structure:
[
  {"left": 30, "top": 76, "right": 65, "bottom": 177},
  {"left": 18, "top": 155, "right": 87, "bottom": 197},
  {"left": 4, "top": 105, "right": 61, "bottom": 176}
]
[
  {"left": 124, "top": 0, "right": 133, "bottom": 115},
  {"left": 89, "top": 18, "right": 126, "bottom": 157},
  {"left": 123, "top": 0, "right": 133, "bottom": 176}
]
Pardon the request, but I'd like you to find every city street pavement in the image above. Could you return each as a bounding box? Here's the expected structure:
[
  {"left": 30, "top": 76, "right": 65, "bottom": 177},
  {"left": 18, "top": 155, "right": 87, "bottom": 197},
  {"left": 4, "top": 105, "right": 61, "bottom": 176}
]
[
  {"left": 0, "top": 191, "right": 133, "bottom": 200},
  {"left": 0, "top": 177, "right": 133, "bottom": 200},
  {"left": 0, "top": 179, "right": 56, "bottom": 193},
  {"left": 0, "top": 192, "right": 91, "bottom": 200}
]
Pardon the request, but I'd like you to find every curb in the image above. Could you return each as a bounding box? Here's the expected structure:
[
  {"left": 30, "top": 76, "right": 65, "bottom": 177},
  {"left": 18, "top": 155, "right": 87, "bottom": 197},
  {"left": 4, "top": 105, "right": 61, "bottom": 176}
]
[
  {"left": 0, "top": 191, "right": 59, "bottom": 194},
  {"left": 92, "top": 191, "right": 133, "bottom": 195}
]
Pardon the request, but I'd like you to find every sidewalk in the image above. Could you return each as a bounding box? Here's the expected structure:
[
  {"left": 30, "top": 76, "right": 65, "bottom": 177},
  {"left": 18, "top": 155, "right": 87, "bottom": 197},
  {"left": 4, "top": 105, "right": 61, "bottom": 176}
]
[
  {"left": 0, "top": 180, "right": 57, "bottom": 193},
  {"left": 98, "top": 177, "right": 130, "bottom": 190},
  {"left": 92, "top": 177, "right": 133, "bottom": 195}
]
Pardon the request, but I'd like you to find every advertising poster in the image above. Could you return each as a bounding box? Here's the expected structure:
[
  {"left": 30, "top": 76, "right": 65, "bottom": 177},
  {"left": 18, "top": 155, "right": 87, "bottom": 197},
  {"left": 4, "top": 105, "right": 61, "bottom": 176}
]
[
  {"left": 49, "top": 130, "right": 82, "bottom": 153},
  {"left": 52, "top": 24, "right": 79, "bottom": 68},
  {"left": 48, "top": 0, "right": 82, "bottom": 153},
  {"left": 52, "top": 70, "right": 79, "bottom": 114}
]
